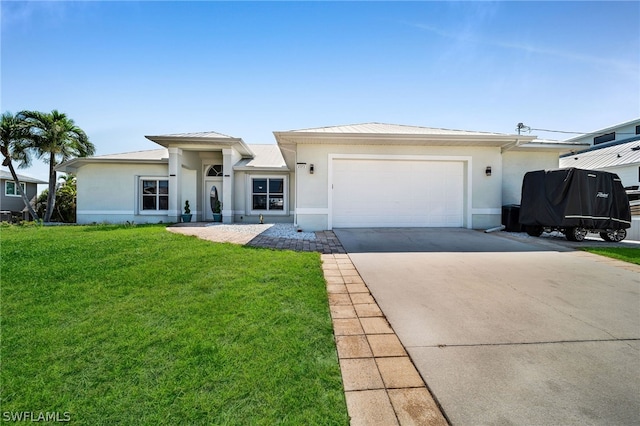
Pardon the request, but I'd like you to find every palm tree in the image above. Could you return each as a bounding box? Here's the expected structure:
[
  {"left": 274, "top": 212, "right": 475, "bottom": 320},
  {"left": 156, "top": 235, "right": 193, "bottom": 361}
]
[
  {"left": 22, "top": 110, "right": 95, "bottom": 222},
  {"left": 0, "top": 111, "right": 40, "bottom": 221}
]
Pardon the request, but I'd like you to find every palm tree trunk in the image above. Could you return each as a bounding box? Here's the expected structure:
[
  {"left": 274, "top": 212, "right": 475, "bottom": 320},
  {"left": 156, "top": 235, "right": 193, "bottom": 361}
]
[
  {"left": 6, "top": 161, "right": 39, "bottom": 221},
  {"left": 45, "top": 151, "right": 57, "bottom": 222}
]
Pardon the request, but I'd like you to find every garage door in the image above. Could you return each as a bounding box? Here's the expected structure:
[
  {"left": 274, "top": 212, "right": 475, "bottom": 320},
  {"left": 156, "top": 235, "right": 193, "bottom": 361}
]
[{"left": 332, "top": 159, "right": 464, "bottom": 228}]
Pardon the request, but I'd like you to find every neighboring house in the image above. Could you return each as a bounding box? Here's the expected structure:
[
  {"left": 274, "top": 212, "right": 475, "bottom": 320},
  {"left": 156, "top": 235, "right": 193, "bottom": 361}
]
[
  {"left": 559, "top": 118, "right": 640, "bottom": 240},
  {"left": 57, "top": 122, "right": 586, "bottom": 230},
  {"left": 559, "top": 118, "right": 640, "bottom": 189},
  {"left": 0, "top": 170, "right": 46, "bottom": 220}
]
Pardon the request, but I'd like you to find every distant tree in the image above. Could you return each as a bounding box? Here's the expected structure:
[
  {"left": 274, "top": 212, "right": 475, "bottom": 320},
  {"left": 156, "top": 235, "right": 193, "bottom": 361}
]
[
  {"left": 22, "top": 110, "right": 94, "bottom": 222},
  {"left": 36, "top": 174, "right": 77, "bottom": 223},
  {"left": 0, "top": 111, "right": 40, "bottom": 221}
]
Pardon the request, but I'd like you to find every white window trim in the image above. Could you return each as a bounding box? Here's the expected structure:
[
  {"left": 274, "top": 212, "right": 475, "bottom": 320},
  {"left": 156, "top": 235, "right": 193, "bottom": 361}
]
[
  {"left": 137, "top": 176, "right": 170, "bottom": 215},
  {"left": 205, "top": 164, "right": 224, "bottom": 177},
  {"left": 5, "top": 181, "right": 26, "bottom": 197},
  {"left": 247, "top": 175, "right": 289, "bottom": 216}
]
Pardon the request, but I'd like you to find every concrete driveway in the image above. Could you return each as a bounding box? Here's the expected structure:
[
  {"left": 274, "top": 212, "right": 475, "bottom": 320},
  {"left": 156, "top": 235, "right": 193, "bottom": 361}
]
[{"left": 334, "top": 228, "right": 640, "bottom": 425}]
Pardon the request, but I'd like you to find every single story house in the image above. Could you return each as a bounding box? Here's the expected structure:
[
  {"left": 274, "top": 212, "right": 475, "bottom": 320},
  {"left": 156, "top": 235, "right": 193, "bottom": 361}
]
[
  {"left": 0, "top": 170, "right": 46, "bottom": 221},
  {"left": 57, "top": 122, "right": 587, "bottom": 231}
]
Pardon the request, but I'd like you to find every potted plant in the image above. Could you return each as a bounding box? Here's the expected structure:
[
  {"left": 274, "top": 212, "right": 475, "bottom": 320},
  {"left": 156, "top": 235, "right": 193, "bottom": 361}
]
[
  {"left": 212, "top": 200, "right": 222, "bottom": 222},
  {"left": 181, "top": 200, "right": 193, "bottom": 223}
]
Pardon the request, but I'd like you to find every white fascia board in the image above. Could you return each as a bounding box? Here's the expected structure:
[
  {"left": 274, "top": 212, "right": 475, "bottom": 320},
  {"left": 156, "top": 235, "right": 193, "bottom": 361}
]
[
  {"left": 275, "top": 131, "right": 536, "bottom": 146},
  {"left": 146, "top": 135, "right": 255, "bottom": 157},
  {"left": 233, "top": 166, "right": 290, "bottom": 172},
  {"left": 512, "top": 142, "right": 591, "bottom": 153},
  {"left": 55, "top": 157, "right": 168, "bottom": 173}
]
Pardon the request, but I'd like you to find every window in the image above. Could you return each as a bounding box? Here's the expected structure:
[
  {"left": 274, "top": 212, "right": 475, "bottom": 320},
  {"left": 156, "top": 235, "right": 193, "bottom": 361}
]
[
  {"left": 5, "top": 181, "right": 26, "bottom": 197},
  {"left": 635, "top": 125, "right": 640, "bottom": 135},
  {"left": 141, "top": 179, "right": 168, "bottom": 211},
  {"left": 594, "top": 132, "right": 615, "bottom": 145},
  {"left": 252, "top": 178, "right": 284, "bottom": 211},
  {"left": 207, "top": 165, "right": 223, "bottom": 177}
]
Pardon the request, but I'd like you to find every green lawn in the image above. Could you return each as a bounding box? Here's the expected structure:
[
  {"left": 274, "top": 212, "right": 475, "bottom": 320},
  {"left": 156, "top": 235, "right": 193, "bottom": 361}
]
[
  {"left": 1, "top": 224, "right": 348, "bottom": 425},
  {"left": 581, "top": 246, "right": 640, "bottom": 265}
]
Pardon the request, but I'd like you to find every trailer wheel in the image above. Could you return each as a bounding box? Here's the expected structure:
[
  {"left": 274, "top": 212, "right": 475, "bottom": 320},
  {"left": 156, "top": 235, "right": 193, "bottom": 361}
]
[
  {"left": 600, "top": 229, "right": 627, "bottom": 242},
  {"left": 525, "top": 226, "right": 543, "bottom": 237},
  {"left": 566, "top": 227, "right": 587, "bottom": 242}
]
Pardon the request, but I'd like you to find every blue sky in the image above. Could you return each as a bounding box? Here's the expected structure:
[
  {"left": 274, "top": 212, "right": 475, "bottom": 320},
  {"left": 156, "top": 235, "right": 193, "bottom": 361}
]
[{"left": 2, "top": 1, "right": 639, "bottom": 182}]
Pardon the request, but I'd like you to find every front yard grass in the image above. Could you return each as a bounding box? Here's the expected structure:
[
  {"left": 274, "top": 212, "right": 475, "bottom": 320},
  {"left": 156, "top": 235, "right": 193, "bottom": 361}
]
[
  {"left": 1, "top": 224, "right": 348, "bottom": 425},
  {"left": 582, "top": 247, "right": 640, "bottom": 265}
]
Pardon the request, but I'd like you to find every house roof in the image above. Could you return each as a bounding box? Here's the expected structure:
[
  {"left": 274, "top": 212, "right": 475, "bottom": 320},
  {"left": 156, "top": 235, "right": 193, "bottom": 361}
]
[
  {"left": 275, "top": 121, "right": 582, "bottom": 150},
  {"left": 559, "top": 138, "right": 640, "bottom": 169},
  {"left": 282, "top": 122, "right": 510, "bottom": 137},
  {"left": 56, "top": 149, "right": 169, "bottom": 172},
  {"left": 154, "top": 131, "right": 236, "bottom": 139},
  {"left": 234, "top": 144, "right": 288, "bottom": 171},
  {"left": 87, "top": 149, "right": 169, "bottom": 161},
  {"left": 0, "top": 169, "right": 47, "bottom": 184},
  {"left": 57, "top": 145, "right": 288, "bottom": 172},
  {"left": 145, "top": 131, "right": 254, "bottom": 157}
]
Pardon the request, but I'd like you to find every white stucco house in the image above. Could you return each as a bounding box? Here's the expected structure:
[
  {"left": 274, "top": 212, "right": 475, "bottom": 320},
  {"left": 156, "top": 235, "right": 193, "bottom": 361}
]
[{"left": 57, "top": 122, "right": 587, "bottom": 231}]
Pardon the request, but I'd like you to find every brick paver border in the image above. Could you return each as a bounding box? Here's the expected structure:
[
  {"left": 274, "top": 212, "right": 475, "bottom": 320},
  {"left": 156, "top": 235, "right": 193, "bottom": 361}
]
[{"left": 321, "top": 254, "right": 449, "bottom": 426}]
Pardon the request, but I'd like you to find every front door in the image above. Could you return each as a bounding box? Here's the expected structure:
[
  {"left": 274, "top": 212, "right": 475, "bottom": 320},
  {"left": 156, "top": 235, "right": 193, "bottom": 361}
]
[{"left": 203, "top": 178, "right": 223, "bottom": 221}]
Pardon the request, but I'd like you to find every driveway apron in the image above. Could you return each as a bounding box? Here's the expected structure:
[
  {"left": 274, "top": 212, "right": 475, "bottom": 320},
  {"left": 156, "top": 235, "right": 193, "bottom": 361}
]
[{"left": 334, "top": 228, "right": 640, "bottom": 425}]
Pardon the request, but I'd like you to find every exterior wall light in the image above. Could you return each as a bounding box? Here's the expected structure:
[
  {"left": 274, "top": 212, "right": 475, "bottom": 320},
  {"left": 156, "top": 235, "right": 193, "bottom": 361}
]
[
  {"left": 309, "top": 164, "right": 314, "bottom": 174},
  {"left": 485, "top": 166, "right": 492, "bottom": 176}
]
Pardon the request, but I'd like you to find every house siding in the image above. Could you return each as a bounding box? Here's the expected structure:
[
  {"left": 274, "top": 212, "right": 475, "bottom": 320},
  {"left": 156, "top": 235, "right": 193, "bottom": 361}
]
[
  {"left": 295, "top": 143, "right": 504, "bottom": 231},
  {"left": 231, "top": 170, "right": 295, "bottom": 224},
  {"left": 502, "top": 150, "right": 560, "bottom": 205},
  {"left": 76, "top": 163, "right": 169, "bottom": 224}
]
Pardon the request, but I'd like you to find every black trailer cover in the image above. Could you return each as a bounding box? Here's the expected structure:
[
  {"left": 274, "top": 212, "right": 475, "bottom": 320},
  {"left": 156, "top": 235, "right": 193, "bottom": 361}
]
[{"left": 519, "top": 168, "right": 631, "bottom": 229}]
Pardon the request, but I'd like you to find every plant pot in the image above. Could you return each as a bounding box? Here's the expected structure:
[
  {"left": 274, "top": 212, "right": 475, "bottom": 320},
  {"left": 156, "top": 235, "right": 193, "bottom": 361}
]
[
  {"left": 212, "top": 213, "right": 222, "bottom": 222},
  {"left": 181, "top": 214, "right": 192, "bottom": 223}
]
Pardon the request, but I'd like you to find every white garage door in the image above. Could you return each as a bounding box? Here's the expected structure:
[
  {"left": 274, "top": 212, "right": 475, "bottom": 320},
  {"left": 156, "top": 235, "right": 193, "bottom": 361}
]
[{"left": 332, "top": 159, "right": 465, "bottom": 228}]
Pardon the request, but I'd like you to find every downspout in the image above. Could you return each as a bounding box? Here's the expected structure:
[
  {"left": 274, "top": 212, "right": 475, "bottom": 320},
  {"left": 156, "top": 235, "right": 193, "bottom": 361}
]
[{"left": 500, "top": 138, "right": 525, "bottom": 153}]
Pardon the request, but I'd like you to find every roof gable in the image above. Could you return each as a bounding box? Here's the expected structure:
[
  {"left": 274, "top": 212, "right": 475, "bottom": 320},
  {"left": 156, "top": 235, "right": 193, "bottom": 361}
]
[
  {"left": 150, "top": 131, "right": 236, "bottom": 139},
  {"left": 145, "top": 130, "right": 254, "bottom": 157},
  {"left": 234, "top": 144, "right": 288, "bottom": 170}
]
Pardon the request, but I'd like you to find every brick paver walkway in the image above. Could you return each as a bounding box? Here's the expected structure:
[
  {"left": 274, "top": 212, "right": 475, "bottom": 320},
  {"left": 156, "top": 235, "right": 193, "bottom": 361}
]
[
  {"left": 168, "top": 223, "right": 346, "bottom": 254},
  {"left": 247, "top": 231, "right": 346, "bottom": 254}
]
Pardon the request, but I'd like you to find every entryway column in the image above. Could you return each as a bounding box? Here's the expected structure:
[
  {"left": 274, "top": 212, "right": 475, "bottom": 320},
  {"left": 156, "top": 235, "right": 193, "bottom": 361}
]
[
  {"left": 168, "top": 147, "right": 183, "bottom": 223},
  {"left": 222, "top": 148, "right": 239, "bottom": 224}
]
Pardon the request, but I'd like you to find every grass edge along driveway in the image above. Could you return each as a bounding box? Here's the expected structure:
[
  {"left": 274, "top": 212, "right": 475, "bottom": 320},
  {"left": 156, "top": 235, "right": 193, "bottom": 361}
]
[{"left": 1, "top": 224, "right": 349, "bottom": 425}]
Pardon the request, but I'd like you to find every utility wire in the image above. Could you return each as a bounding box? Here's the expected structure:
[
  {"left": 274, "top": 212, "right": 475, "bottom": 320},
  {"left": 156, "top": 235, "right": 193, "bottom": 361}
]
[{"left": 516, "top": 123, "right": 638, "bottom": 136}]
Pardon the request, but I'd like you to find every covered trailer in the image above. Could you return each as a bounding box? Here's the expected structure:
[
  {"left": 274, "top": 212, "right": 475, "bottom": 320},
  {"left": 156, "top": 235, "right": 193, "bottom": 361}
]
[{"left": 519, "top": 168, "right": 631, "bottom": 242}]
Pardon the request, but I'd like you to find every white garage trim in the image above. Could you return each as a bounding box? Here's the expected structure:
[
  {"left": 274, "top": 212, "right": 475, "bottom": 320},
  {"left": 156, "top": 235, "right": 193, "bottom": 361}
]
[
  {"left": 328, "top": 154, "right": 472, "bottom": 229},
  {"left": 471, "top": 208, "right": 501, "bottom": 215}
]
